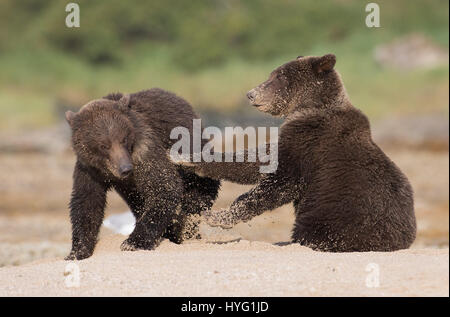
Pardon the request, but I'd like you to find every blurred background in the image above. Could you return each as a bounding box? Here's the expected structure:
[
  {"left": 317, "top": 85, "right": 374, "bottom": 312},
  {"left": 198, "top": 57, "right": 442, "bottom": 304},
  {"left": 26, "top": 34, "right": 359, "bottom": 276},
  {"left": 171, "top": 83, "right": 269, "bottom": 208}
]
[{"left": 0, "top": 0, "right": 448, "bottom": 266}]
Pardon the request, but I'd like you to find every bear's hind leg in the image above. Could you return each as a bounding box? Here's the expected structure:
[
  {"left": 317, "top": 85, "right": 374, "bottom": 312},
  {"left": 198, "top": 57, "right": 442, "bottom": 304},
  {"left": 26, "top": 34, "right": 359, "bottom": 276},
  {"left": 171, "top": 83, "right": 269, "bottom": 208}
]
[
  {"left": 165, "top": 169, "right": 220, "bottom": 242},
  {"left": 163, "top": 209, "right": 201, "bottom": 244},
  {"left": 179, "top": 168, "right": 221, "bottom": 214},
  {"left": 121, "top": 200, "right": 181, "bottom": 251},
  {"left": 117, "top": 178, "right": 183, "bottom": 251}
]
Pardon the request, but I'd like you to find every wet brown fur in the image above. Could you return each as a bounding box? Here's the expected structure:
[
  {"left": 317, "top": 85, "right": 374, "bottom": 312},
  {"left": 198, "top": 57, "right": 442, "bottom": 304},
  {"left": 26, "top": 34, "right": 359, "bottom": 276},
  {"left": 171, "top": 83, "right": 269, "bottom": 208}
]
[
  {"left": 187, "top": 54, "right": 416, "bottom": 252},
  {"left": 65, "top": 88, "right": 220, "bottom": 260}
]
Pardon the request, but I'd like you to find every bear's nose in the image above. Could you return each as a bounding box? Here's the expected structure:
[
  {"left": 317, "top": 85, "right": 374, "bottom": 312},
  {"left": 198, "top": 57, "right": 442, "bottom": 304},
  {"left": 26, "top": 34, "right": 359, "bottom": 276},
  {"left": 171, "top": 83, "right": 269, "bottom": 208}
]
[
  {"left": 247, "top": 90, "right": 256, "bottom": 102},
  {"left": 119, "top": 163, "right": 133, "bottom": 177}
]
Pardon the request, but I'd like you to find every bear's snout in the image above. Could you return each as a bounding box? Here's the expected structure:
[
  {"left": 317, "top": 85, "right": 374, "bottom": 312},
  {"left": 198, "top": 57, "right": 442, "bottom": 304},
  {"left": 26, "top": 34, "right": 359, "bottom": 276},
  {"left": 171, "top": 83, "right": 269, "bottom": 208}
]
[
  {"left": 109, "top": 143, "right": 133, "bottom": 178},
  {"left": 118, "top": 163, "right": 133, "bottom": 177},
  {"left": 247, "top": 89, "right": 257, "bottom": 102}
]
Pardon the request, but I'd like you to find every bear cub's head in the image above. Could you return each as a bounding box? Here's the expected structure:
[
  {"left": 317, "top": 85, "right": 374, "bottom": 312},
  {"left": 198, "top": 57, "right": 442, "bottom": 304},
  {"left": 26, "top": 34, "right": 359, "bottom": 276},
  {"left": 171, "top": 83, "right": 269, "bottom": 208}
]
[
  {"left": 66, "top": 94, "right": 136, "bottom": 179},
  {"left": 247, "top": 54, "right": 345, "bottom": 116}
]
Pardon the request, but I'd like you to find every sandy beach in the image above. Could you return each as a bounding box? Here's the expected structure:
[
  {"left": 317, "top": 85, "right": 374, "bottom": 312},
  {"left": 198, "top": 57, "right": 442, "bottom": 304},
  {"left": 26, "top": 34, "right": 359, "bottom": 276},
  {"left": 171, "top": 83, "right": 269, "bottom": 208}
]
[{"left": 0, "top": 234, "right": 448, "bottom": 297}]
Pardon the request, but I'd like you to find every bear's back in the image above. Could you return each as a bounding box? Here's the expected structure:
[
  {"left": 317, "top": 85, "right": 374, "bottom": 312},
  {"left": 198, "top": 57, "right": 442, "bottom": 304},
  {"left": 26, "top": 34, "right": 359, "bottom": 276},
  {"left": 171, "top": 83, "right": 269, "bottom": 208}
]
[
  {"left": 286, "top": 107, "right": 416, "bottom": 251},
  {"left": 129, "top": 88, "right": 199, "bottom": 149},
  {"left": 131, "top": 88, "right": 198, "bottom": 130}
]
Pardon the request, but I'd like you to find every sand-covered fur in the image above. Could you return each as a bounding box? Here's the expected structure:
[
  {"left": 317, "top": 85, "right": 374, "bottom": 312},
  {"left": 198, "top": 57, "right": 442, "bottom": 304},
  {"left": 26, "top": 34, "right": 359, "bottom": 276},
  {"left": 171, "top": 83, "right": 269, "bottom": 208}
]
[
  {"left": 186, "top": 54, "right": 416, "bottom": 252},
  {"left": 65, "top": 89, "right": 220, "bottom": 260}
]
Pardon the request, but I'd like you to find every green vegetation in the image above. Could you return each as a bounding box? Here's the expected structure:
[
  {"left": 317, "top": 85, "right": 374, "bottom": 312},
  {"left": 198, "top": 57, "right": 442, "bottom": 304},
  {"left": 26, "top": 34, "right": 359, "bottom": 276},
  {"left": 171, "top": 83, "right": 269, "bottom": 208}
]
[{"left": 0, "top": 0, "right": 448, "bottom": 130}]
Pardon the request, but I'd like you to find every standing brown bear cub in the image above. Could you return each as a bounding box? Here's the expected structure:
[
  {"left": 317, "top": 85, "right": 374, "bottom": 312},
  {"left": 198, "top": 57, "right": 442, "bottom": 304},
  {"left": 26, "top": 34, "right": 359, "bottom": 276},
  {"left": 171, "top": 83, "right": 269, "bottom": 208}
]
[
  {"left": 188, "top": 54, "right": 416, "bottom": 252},
  {"left": 65, "top": 89, "right": 220, "bottom": 260}
]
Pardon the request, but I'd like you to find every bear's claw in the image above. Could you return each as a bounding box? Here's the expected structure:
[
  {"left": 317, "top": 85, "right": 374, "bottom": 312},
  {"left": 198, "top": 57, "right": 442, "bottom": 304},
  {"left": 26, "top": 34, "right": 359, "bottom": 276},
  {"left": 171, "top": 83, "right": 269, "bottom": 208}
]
[
  {"left": 120, "top": 240, "right": 139, "bottom": 251},
  {"left": 120, "top": 238, "right": 160, "bottom": 251},
  {"left": 64, "top": 249, "right": 92, "bottom": 261}
]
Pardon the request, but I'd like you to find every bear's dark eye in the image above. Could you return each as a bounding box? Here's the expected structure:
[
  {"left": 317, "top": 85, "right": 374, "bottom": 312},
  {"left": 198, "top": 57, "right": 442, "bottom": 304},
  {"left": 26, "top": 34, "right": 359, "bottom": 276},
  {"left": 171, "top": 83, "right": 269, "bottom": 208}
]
[
  {"left": 121, "top": 135, "right": 130, "bottom": 147},
  {"left": 297, "top": 55, "right": 304, "bottom": 59},
  {"left": 100, "top": 144, "right": 110, "bottom": 151},
  {"left": 276, "top": 73, "right": 286, "bottom": 81}
]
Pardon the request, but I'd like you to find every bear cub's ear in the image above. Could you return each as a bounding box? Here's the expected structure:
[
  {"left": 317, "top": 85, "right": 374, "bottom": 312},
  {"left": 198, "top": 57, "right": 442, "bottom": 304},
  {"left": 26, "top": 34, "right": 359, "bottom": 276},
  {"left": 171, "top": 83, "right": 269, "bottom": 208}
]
[
  {"left": 65, "top": 111, "right": 76, "bottom": 126},
  {"left": 313, "top": 54, "right": 336, "bottom": 74},
  {"left": 103, "top": 92, "right": 131, "bottom": 110},
  {"left": 118, "top": 94, "right": 131, "bottom": 110}
]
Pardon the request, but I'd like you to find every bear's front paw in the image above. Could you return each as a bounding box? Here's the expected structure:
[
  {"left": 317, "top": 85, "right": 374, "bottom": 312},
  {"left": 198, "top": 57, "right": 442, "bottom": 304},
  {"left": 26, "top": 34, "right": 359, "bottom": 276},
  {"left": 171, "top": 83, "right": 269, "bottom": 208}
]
[
  {"left": 64, "top": 253, "right": 76, "bottom": 261},
  {"left": 202, "top": 209, "right": 237, "bottom": 229},
  {"left": 120, "top": 238, "right": 159, "bottom": 252},
  {"left": 120, "top": 240, "right": 139, "bottom": 251},
  {"left": 64, "top": 249, "right": 93, "bottom": 261}
]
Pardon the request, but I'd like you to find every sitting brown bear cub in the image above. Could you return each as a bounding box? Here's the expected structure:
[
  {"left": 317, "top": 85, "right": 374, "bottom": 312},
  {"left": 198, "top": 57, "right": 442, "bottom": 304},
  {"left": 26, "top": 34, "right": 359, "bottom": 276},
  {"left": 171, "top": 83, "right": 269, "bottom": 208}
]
[
  {"left": 185, "top": 54, "right": 416, "bottom": 252},
  {"left": 65, "top": 88, "right": 220, "bottom": 260}
]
